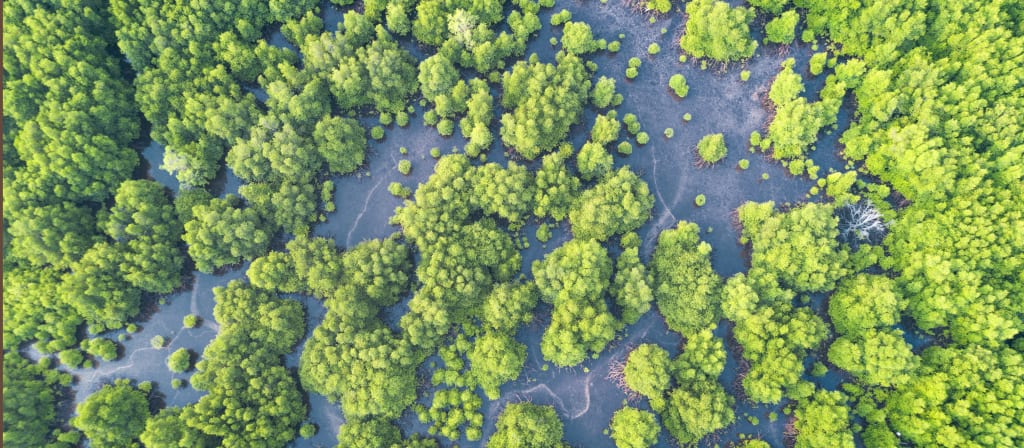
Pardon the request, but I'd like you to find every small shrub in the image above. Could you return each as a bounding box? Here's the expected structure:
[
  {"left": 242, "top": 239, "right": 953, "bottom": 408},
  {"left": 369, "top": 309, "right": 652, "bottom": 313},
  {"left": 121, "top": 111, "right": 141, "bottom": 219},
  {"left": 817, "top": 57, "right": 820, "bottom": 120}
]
[
  {"left": 636, "top": 132, "right": 650, "bottom": 145},
  {"left": 536, "top": 223, "right": 552, "bottom": 243},
  {"left": 59, "top": 349, "right": 85, "bottom": 368},
  {"left": 370, "top": 126, "right": 385, "bottom": 140},
  {"left": 378, "top": 112, "right": 393, "bottom": 126},
  {"left": 618, "top": 141, "right": 633, "bottom": 155},
  {"left": 150, "top": 335, "right": 165, "bottom": 349},
  {"left": 740, "top": 70, "right": 751, "bottom": 81},
  {"left": 683, "top": 113, "right": 692, "bottom": 121},
  {"left": 182, "top": 314, "right": 198, "bottom": 328},
  {"left": 388, "top": 182, "right": 411, "bottom": 199},
  {"left": 423, "top": 109, "right": 439, "bottom": 126},
  {"left": 300, "top": 424, "right": 317, "bottom": 439},
  {"left": 628, "top": 57, "right": 642, "bottom": 68},
  {"left": 430, "top": 147, "right": 441, "bottom": 158},
  {"left": 623, "top": 113, "right": 641, "bottom": 134},
  {"left": 626, "top": 67, "right": 639, "bottom": 79},
  {"left": 695, "top": 194, "right": 706, "bottom": 206},
  {"left": 171, "top": 378, "right": 185, "bottom": 389},
  {"left": 697, "top": 133, "right": 728, "bottom": 165},
  {"left": 749, "top": 130, "right": 762, "bottom": 147},
  {"left": 647, "top": 43, "right": 661, "bottom": 55},
  {"left": 398, "top": 160, "right": 412, "bottom": 175},
  {"left": 437, "top": 119, "right": 455, "bottom": 136},
  {"left": 668, "top": 74, "right": 689, "bottom": 98},
  {"left": 550, "top": 9, "right": 572, "bottom": 25},
  {"left": 738, "top": 159, "right": 750, "bottom": 170},
  {"left": 664, "top": 128, "right": 675, "bottom": 138},
  {"left": 608, "top": 41, "right": 621, "bottom": 52},
  {"left": 167, "top": 348, "right": 191, "bottom": 373},
  {"left": 809, "top": 52, "right": 827, "bottom": 76}
]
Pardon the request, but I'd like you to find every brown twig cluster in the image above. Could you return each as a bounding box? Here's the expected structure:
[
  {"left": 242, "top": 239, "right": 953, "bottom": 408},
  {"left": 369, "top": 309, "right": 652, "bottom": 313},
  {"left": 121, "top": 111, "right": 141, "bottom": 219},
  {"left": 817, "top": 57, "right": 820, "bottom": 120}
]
[
  {"left": 623, "top": 0, "right": 658, "bottom": 16},
  {"left": 606, "top": 358, "right": 642, "bottom": 401},
  {"left": 783, "top": 416, "right": 799, "bottom": 447}
]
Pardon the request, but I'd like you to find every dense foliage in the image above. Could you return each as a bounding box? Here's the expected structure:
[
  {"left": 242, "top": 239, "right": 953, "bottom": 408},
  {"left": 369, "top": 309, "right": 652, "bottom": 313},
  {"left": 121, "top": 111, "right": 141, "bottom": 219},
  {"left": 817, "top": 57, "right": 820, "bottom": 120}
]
[
  {"left": 624, "top": 329, "right": 734, "bottom": 445},
  {"left": 71, "top": 379, "right": 150, "bottom": 447},
  {"left": 678, "top": 0, "right": 757, "bottom": 62},
  {"left": 6, "top": 0, "right": 1023, "bottom": 446},
  {"left": 651, "top": 221, "right": 721, "bottom": 337},
  {"left": 533, "top": 239, "right": 617, "bottom": 366},
  {"left": 500, "top": 53, "right": 590, "bottom": 159},
  {"left": 487, "top": 403, "right": 567, "bottom": 448},
  {"left": 609, "top": 407, "right": 659, "bottom": 448},
  {"left": 3, "top": 353, "right": 75, "bottom": 447}
]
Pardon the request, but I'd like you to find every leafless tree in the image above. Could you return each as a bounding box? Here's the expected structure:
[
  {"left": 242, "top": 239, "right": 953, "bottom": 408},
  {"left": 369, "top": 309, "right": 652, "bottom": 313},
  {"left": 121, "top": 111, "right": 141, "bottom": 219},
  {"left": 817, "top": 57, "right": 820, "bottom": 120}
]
[{"left": 837, "top": 200, "right": 887, "bottom": 245}]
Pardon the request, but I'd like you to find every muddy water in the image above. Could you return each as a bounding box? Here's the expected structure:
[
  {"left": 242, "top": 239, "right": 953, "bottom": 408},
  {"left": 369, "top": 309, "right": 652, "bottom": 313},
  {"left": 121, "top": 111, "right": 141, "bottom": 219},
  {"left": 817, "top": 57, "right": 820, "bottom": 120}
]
[{"left": 54, "top": 2, "right": 879, "bottom": 447}]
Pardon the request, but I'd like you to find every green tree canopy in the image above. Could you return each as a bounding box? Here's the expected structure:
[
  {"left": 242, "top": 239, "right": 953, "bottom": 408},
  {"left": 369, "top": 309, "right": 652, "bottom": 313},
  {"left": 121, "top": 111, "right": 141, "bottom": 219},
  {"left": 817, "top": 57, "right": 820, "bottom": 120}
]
[
  {"left": 569, "top": 167, "right": 654, "bottom": 242},
  {"left": 487, "top": 403, "right": 567, "bottom": 448},
  {"left": 533, "top": 239, "right": 618, "bottom": 366},
  {"left": 678, "top": 0, "right": 757, "bottom": 62},
  {"left": 651, "top": 221, "right": 722, "bottom": 337},
  {"left": 183, "top": 195, "right": 271, "bottom": 273},
  {"left": 609, "top": 407, "right": 660, "bottom": 448},
  {"left": 72, "top": 379, "right": 150, "bottom": 448},
  {"left": 500, "top": 53, "right": 590, "bottom": 159}
]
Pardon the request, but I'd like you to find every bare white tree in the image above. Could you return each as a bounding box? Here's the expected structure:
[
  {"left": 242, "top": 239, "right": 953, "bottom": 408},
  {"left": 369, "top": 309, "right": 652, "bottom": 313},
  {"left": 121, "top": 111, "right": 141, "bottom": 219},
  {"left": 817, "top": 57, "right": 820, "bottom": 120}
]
[{"left": 838, "top": 200, "right": 887, "bottom": 244}]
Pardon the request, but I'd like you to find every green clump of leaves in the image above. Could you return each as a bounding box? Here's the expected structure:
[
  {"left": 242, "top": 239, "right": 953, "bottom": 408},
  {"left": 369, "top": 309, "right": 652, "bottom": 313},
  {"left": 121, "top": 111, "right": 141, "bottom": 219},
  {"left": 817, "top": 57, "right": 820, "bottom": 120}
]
[
  {"left": 395, "top": 111, "right": 410, "bottom": 127},
  {"left": 610, "top": 407, "right": 660, "bottom": 447},
  {"left": 697, "top": 133, "right": 728, "bottom": 165},
  {"left": 669, "top": 74, "right": 689, "bottom": 98},
  {"left": 398, "top": 160, "right": 412, "bottom": 175},
  {"left": 679, "top": 0, "right": 757, "bottom": 62},
  {"left": 637, "top": 132, "right": 650, "bottom": 145},
  {"left": 371, "top": 126, "right": 385, "bottom": 140},
  {"left": 765, "top": 10, "right": 799, "bottom": 44},
  {"left": 167, "top": 348, "right": 191, "bottom": 373},
  {"left": 388, "top": 182, "right": 412, "bottom": 199},
  {"left": 647, "top": 0, "right": 671, "bottom": 14},
  {"left": 536, "top": 223, "right": 552, "bottom": 243},
  {"left": 809, "top": 52, "right": 828, "bottom": 76}
]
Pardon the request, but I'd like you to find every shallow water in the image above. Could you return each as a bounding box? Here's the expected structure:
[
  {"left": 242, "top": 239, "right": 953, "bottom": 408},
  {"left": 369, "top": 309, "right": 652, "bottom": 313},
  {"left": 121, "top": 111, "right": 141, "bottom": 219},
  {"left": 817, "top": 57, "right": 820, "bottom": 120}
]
[{"left": 53, "top": 2, "right": 885, "bottom": 447}]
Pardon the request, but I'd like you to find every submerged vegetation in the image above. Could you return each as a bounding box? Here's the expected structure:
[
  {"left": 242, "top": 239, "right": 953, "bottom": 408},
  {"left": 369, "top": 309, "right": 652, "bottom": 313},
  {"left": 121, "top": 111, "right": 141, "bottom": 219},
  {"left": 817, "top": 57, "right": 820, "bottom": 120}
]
[{"left": 3, "top": 0, "right": 1022, "bottom": 447}]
